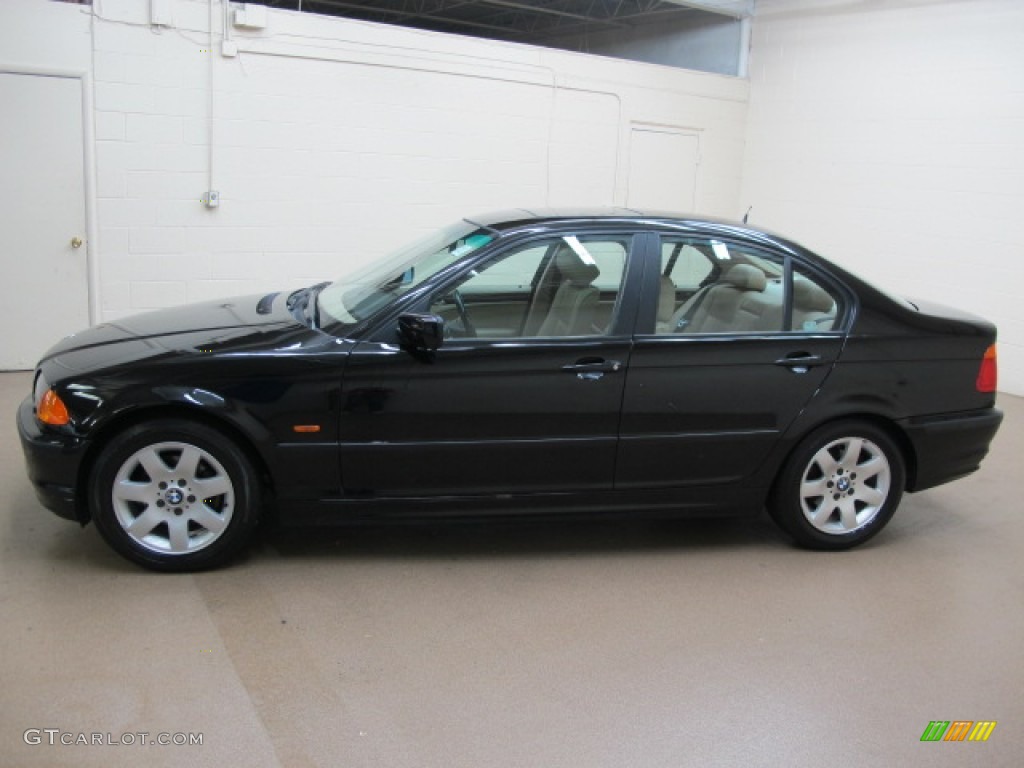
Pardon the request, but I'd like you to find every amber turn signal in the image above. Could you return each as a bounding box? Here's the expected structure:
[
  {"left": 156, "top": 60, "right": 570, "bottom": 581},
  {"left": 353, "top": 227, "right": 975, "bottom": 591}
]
[
  {"left": 38, "top": 389, "right": 71, "bottom": 426},
  {"left": 976, "top": 344, "right": 997, "bottom": 393}
]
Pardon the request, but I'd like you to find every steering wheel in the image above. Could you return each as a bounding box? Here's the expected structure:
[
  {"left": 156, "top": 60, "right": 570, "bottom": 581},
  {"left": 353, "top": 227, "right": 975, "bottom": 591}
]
[{"left": 450, "top": 289, "right": 476, "bottom": 337}]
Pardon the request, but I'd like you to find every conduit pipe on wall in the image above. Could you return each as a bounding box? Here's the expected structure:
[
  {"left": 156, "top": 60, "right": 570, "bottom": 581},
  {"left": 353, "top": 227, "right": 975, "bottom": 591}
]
[
  {"left": 208, "top": 0, "right": 214, "bottom": 198},
  {"left": 738, "top": 16, "right": 751, "bottom": 78}
]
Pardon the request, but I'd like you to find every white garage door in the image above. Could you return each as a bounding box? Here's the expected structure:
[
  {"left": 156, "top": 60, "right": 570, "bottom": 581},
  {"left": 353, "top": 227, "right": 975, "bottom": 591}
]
[
  {"left": 627, "top": 126, "right": 700, "bottom": 212},
  {"left": 0, "top": 72, "right": 90, "bottom": 370}
]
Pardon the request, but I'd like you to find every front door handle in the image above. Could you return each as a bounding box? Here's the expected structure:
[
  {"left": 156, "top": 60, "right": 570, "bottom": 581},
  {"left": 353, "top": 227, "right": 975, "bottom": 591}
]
[
  {"left": 562, "top": 358, "right": 623, "bottom": 380},
  {"left": 774, "top": 353, "right": 823, "bottom": 373}
]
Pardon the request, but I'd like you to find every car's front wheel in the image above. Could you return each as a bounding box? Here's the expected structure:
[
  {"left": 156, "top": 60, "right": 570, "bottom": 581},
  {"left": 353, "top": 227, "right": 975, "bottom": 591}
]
[
  {"left": 769, "top": 420, "right": 905, "bottom": 550},
  {"left": 90, "top": 419, "right": 260, "bottom": 571}
]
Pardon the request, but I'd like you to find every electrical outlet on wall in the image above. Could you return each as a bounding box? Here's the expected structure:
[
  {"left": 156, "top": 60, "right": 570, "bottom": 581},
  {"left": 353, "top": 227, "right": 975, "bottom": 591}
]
[{"left": 204, "top": 190, "right": 220, "bottom": 209}]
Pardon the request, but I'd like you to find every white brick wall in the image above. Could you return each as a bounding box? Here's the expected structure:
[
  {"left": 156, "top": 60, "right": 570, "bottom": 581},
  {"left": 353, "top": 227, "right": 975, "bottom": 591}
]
[
  {"left": 4, "top": 1, "right": 1019, "bottom": 393},
  {"left": 742, "top": 0, "right": 1024, "bottom": 395},
  {"left": 72, "top": 0, "right": 748, "bottom": 323}
]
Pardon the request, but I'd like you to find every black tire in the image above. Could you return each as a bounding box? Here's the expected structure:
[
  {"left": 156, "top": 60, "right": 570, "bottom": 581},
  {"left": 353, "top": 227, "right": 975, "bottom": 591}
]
[
  {"left": 89, "top": 419, "right": 260, "bottom": 572},
  {"left": 769, "top": 420, "right": 905, "bottom": 550}
]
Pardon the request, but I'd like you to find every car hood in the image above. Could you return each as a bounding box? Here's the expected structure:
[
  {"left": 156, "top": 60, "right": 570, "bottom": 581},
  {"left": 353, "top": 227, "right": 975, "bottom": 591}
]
[{"left": 38, "top": 292, "right": 315, "bottom": 373}]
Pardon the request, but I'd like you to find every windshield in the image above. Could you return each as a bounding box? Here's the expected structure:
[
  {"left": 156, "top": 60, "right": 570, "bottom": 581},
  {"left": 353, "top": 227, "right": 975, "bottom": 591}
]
[{"left": 317, "top": 220, "right": 495, "bottom": 328}]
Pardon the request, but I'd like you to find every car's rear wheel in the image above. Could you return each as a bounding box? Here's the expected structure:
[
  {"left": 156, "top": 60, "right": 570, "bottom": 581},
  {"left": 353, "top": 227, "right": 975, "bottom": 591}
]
[
  {"left": 90, "top": 419, "right": 259, "bottom": 571},
  {"left": 769, "top": 420, "right": 905, "bottom": 550}
]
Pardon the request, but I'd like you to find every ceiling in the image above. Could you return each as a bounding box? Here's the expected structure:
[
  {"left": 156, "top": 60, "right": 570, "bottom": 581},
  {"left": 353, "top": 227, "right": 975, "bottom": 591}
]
[{"left": 256, "top": 1, "right": 752, "bottom": 44}]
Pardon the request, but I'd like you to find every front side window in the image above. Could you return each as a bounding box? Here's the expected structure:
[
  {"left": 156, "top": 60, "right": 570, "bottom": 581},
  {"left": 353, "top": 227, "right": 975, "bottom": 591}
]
[
  {"left": 317, "top": 220, "right": 495, "bottom": 328},
  {"left": 430, "top": 235, "right": 630, "bottom": 339}
]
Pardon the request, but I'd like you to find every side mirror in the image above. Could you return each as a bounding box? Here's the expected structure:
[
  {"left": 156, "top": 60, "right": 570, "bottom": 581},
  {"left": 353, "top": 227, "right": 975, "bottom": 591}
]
[{"left": 398, "top": 313, "right": 444, "bottom": 352}]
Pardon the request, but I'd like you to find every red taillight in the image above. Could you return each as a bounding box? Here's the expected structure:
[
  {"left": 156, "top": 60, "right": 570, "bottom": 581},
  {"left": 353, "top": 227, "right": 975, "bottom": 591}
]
[{"left": 976, "top": 344, "right": 997, "bottom": 393}]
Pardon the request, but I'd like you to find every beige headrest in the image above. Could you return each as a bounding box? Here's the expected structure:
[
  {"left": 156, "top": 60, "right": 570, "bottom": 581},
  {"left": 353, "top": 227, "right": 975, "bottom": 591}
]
[
  {"left": 554, "top": 246, "right": 600, "bottom": 286},
  {"left": 657, "top": 276, "right": 676, "bottom": 322},
  {"left": 722, "top": 264, "right": 766, "bottom": 292},
  {"left": 793, "top": 278, "right": 834, "bottom": 313}
]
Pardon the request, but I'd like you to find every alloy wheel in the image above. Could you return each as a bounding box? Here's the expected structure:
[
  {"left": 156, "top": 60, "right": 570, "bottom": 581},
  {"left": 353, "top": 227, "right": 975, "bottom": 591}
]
[
  {"left": 798, "top": 436, "right": 892, "bottom": 535},
  {"left": 111, "top": 441, "right": 235, "bottom": 555}
]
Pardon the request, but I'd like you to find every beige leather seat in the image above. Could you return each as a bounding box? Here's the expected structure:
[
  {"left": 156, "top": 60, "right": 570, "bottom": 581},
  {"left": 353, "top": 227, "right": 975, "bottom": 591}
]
[
  {"left": 792, "top": 277, "right": 836, "bottom": 331},
  {"left": 689, "top": 264, "right": 767, "bottom": 333},
  {"left": 676, "top": 263, "right": 781, "bottom": 333},
  {"left": 655, "top": 275, "right": 678, "bottom": 333},
  {"left": 536, "top": 246, "right": 601, "bottom": 336}
]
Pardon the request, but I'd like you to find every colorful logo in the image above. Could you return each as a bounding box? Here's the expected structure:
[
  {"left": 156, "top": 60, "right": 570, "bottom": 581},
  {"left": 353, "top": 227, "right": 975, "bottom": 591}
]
[{"left": 920, "top": 721, "right": 997, "bottom": 742}]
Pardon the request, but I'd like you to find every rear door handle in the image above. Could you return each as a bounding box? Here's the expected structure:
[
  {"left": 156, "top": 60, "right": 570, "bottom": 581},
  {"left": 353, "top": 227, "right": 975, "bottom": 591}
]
[
  {"left": 774, "top": 353, "right": 823, "bottom": 373},
  {"left": 562, "top": 358, "right": 623, "bottom": 380}
]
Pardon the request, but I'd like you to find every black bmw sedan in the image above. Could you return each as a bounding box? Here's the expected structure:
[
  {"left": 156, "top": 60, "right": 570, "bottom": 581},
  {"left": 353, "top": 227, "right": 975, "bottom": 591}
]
[{"left": 18, "top": 210, "right": 1003, "bottom": 571}]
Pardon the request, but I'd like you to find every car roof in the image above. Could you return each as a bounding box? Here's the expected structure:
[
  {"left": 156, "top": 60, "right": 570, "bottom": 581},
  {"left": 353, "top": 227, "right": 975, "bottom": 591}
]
[
  {"left": 466, "top": 207, "right": 723, "bottom": 229},
  {"left": 464, "top": 208, "right": 800, "bottom": 253}
]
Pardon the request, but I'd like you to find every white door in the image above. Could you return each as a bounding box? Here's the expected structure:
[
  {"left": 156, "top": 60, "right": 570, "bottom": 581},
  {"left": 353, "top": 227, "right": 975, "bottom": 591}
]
[
  {"left": 626, "top": 126, "right": 700, "bottom": 212},
  {"left": 0, "top": 72, "right": 90, "bottom": 369}
]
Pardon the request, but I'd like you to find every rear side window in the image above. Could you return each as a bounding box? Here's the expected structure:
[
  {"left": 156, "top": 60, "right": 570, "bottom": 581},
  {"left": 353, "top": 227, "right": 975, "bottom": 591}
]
[
  {"left": 791, "top": 267, "right": 839, "bottom": 332},
  {"left": 655, "top": 237, "right": 785, "bottom": 334},
  {"left": 653, "top": 237, "right": 843, "bottom": 335},
  {"left": 661, "top": 241, "right": 713, "bottom": 293}
]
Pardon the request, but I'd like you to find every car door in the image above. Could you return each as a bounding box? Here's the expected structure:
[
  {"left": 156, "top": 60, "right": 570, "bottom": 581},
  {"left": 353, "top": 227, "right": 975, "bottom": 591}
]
[
  {"left": 338, "top": 231, "right": 644, "bottom": 498},
  {"left": 616, "top": 233, "right": 848, "bottom": 490}
]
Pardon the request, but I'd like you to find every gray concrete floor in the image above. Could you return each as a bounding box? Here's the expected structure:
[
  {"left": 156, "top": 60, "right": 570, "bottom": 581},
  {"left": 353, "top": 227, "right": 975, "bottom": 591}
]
[{"left": 1, "top": 370, "right": 1021, "bottom": 767}]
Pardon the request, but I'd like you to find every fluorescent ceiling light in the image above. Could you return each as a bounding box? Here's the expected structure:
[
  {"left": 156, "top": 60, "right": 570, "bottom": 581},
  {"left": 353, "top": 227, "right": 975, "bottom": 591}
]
[
  {"left": 711, "top": 240, "right": 732, "bottom": 260},
  {"left": 563, "top": 236, "right": 596, "bottom": 266}
]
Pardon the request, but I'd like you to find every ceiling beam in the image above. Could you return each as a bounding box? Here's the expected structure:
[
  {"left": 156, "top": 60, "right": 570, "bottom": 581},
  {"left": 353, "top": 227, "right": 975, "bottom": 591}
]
[
  {"left": 526, "top": 6, "right": 699, "bottom": 42},
  {"left": 471, "top": 0, "right": 631, "bottom": 28},
  {"left": 301, "top": 0, "right": 527, "bottom": 36},
  {"left": 661, "top": 0, "right": 754, "bottom": 18},
  {"left": 294, "top": 0, "right": 741, "bottom": 39}
]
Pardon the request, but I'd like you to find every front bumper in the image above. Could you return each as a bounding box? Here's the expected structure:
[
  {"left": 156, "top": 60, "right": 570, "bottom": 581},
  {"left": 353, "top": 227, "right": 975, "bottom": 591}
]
[
  {"left": 17, "top": 396, "right": 88, "bottom": 522},
  {"left": 901, "top": 406, "right": 1004, "bottom": 492}
]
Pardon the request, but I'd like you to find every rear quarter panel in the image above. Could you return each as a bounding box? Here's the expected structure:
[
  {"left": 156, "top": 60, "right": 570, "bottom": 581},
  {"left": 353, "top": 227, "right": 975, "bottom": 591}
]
[{"left": 747, "top": 264, "right": 999, "bottom": 492}]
